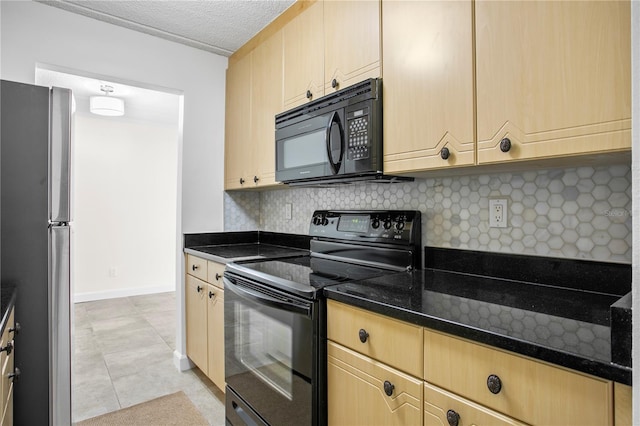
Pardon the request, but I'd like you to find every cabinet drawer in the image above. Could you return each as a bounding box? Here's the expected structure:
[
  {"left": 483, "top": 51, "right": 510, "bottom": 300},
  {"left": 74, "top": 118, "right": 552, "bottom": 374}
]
[
  {"left": 186, "top": 254, "right": 207, "bottom": 281},
  {"left": 424, "top": 329, "right": 613, "bottom": 426},
  {"left": 424, "top": 382, "right": 527, "bottom": 426},
  {"left": 327, "top": 300, "right": 422, "bottom": 377},
  {"left": 207, "top": 261, "right": 225, "bottom": 288},
  {"left": 328, "top": 341, "right": 422, "bottom": 426}
]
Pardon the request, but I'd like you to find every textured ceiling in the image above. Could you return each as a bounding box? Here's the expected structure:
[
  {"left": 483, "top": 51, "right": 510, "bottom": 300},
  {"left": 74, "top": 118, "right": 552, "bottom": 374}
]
[{"left": 38, "top": 0, "right": 296, "bottom": 56}]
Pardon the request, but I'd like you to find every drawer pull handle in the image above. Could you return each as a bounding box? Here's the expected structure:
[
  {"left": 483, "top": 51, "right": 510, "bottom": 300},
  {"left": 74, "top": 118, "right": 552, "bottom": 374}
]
[
  {"left": 192, "top": 264, "right": 199, "bottom": 271},
  {"left": 196, "top": 285, "right": 203, "bottom": 293},
  {"left": 240, "top": 178, "right": 245, "bottom": 185},
  {"left": 487, "top": 374, "right": 502, "bottom": 394},
  {"left": 358, "top": 329, "right": 369, "bottom": 343},
  {"left": 0, "top": 341, "right": 13, "bottom": 355},
  {"left": 440, "top": 147, "right": 450, "bottom": 160},
  {"left": 499, "top": 137, "right": 512, "bottom": 153},
  {"left": 215, "top": 273, "right": 222, "bottom": 281},
  {"left": 9, "top": 367, "right": 21, "bottom": 383},
  {"left": 383, "top": 380, "right": 394, "bottom": 397},
  {"left": 209, "top": 291, "right": 215, "bottom": 299},
  {"left": 9, "top": 323, "right": 21, "bottom": 335},
  {"left": 446, "top": 409, "right": 460, "bottom": 426}
]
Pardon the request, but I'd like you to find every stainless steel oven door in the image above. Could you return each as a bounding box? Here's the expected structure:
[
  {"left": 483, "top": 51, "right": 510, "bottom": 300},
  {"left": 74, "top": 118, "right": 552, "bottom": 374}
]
[{"left": 224, "top": 275, "right": 315, "bottom": 426}]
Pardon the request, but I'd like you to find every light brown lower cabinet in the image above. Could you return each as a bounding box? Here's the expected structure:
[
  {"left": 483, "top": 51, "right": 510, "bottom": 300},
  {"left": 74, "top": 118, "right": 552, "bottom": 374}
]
[
  {"left": 327, "top": 341, "right": 422, "bottom": 426},
  {"left": 327, "top": 301, "right": 630, "bottom": 426},
  {"left": 185, "top": 255, "right": 226, "bottom": 392},
  {"left": 424, "top": 382, "right": 525, "bottom": 426},
  {"left": 1, "top": 307, "right": 15, "bottom": 426}
]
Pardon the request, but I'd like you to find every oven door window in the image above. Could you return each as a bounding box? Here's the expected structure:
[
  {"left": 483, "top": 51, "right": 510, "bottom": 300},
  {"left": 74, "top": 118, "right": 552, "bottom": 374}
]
[{"left": 225, "top": 278, "right": 314, "bottom": 425}]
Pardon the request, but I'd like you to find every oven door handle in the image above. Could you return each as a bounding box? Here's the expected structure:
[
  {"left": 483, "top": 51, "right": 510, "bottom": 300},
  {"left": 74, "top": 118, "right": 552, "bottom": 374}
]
[{"left": 224, "top": 278, "right": 312, "bottom": 317}]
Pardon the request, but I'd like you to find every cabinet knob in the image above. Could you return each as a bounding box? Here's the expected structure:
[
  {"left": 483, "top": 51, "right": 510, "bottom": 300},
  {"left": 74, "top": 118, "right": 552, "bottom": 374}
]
[
  {"left": 209, "top": 291, "right": 215, "bottom": 299},
  {"left": 446, "top": 409, "right": 460, "bottom": 426},
  {"left": 192, "top": 264, "right": 199, "bottom": 271},
  {"left": 9, "top": 367, "right": 21, "bottom": 383},
  {"left": 487, "top": 374, "right": 502, "bottom": 394},
  {"left": 0, "top": 341, "right": 13, "bottom": 355},
  {"left": 9, "top": 322, "right": 21, "bottom": 335},
  {"left": 358, "top": 328, "right": 369, "bottom": 343},
  {"left": 306, "top": 90, "right": 312, "bottom": 100},
  {"left": 383, "top": 380, "right": 395, "bottom": 396},
  {"left": 215, "top": 273, "right": 222, "bottom": 281},
  {"left": 499, "top": 138, "right": 512, "bottom": 153},
  {"left": 253, "top": 175, "right": 259, "bottom": 183},
  {"left": 239, "top": 178, "right": 245, "bottom": 185},
  {"left": 331, "top": 78, "right": 339, "bottom": 89},
  {"left": 440, "top": 147, "right": 450, "bottom": 160},
  {"left": 196, "top": 285, "right": 203, "bottom": 293}
]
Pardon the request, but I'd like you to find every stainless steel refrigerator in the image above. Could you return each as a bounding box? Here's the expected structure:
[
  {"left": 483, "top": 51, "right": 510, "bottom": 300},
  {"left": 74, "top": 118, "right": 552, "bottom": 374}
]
[{"left": 1, "top": 80, "right": 72, "bottom": 425}]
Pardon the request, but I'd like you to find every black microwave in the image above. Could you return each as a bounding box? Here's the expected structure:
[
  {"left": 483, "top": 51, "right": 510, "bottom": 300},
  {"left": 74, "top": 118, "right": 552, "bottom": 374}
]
[{"left": 275, "top": 78, "right": 385, "bottom": 185}]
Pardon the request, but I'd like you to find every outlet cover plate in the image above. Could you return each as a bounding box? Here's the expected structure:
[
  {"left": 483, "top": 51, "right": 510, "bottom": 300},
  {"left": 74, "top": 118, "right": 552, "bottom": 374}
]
[{"left": 489, "top": 199, "right": 508, "bottom": 228}]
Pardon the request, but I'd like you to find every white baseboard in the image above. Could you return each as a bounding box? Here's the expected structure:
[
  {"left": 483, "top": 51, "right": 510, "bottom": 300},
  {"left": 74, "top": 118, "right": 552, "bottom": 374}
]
[
  {"left": 74, "top": 284, "right": 175, "bottom": 303},
  {"left": 173, "top": 350, "right": 194, "bottom": 372}
]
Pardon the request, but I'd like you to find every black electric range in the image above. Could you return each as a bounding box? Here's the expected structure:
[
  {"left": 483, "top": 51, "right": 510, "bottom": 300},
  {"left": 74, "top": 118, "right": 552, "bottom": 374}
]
[{"left": 223, "top": 210, "right": 422, "bottom": 426}]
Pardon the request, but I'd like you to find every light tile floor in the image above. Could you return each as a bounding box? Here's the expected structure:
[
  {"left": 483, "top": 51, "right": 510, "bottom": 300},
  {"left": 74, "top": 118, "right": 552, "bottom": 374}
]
[{"left": 72, "top": 291, "right": 226, "bottom": 425}]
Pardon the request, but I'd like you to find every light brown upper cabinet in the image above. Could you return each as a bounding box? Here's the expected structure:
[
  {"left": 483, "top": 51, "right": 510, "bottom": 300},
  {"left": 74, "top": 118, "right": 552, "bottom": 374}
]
[
  {"left": 225, "top": 31, "right": 283, "bottom": 190},
  {"left": 475, "top": 0, "right": 631, "bottom": 164},
  {"left": 382, "top": 0, "right": 475, "bottom": 174},
  {"left": 283, "top": 1, "right": 324, "bottom": 109},
  {"left": 250, "top": 30, "right": 283, "bottom": 188},
  {"left": 282, "top": 1, "right": 381, "bottom": 109},
  {"left": 323, "top": 1, "right": 381, "bottom": 94},
  {"left": 224, "top": 52, "right": 252, "bottom": 190}
]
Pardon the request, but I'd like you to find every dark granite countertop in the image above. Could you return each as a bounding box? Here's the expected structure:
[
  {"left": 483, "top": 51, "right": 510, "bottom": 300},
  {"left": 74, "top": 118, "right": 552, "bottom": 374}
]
[
  {"left": 324, "top": 247, "right": 632, "bottom": 385},
  {"left": 1, "top": 284, "right": 17, "bottom": 336},
  {"left": 183, "top": 231, "right": 310, "bottom": 264}
]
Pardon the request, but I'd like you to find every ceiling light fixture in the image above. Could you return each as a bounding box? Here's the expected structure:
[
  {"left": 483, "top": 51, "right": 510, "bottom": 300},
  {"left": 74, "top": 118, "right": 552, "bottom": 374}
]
[{"left": 90, "top": 84, "right": 125, "bottom": 116}]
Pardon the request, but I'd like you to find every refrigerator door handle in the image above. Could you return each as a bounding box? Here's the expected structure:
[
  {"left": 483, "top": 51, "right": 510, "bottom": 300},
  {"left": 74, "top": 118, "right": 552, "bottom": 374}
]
[
  {"left": 49, "top": 225, "right": 71, "bottom": 426},
  {"left": 50, "top": 87, "right": 72, "bottom": 223}
]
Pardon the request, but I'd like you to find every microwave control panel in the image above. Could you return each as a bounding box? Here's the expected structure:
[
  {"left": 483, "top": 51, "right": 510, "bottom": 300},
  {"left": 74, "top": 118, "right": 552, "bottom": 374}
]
[{"left": 347, "top": 107, "right": 370, "bottom": 160}]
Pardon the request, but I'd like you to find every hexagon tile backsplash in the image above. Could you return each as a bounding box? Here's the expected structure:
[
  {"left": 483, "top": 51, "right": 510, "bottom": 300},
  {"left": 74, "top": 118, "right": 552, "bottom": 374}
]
[{"left": 224, "top": 164, "right": 632, "bottom": 263}]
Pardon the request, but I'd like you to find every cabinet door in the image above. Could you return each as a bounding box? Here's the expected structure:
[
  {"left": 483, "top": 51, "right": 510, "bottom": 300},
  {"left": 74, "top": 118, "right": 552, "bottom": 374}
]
[
  {"left": 382, "top": 0, "right": 474, "bottom": 174},
  {"left": 251, "top": 30, "right": 283, "bottom": 187},
  {"left": 324, "top": 0, "right": 380, "bottom": 93},
  {"left": 476, "top": 0, "right": 631, "bottom": 164},
  {"left": 185, "top": 275, "right": 208, "bottom": 373},
  {"left": 327, "top": 342, "right": 422, "bottom": 426},
  {"left": 283, "top": 1, "right": 324, "bottom": 109},
  {"left": 225, "top": 52, "right": 252, "bottom": 190},
  {"left": 207, "top": 260, "right": 225, "bottom": 289},
  {"left": 424, "top": 382, "right": 526, "bottom": 426},
  {"left": 0, "top": 307, "right": 14, "bottom": 424},
  {"left": 614, "top": 382, "right": 632, "bottom": 426},
  {"left": 424, "top": 329, "right": 613, "bottom": 426},
  {"left": 207, "top": 285, "right": 225, "bottom": 392}
]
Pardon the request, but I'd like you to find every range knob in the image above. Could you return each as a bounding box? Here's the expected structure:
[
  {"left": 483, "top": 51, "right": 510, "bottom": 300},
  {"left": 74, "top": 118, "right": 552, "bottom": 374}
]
[
  {"left": 313, "top": 215, "right": 323, "bottom": 226},
  {"left": 383, "top": 218, "right": 392, "bottom": 230},
  {"left": 395, "top": 220, "right": 405, "bottom": 231},
  {"left": 371, "top": 217, "right": 380, "bottom": 229},
  {"left": 322, "top": 216, "right": 329, "bottom": 226}
]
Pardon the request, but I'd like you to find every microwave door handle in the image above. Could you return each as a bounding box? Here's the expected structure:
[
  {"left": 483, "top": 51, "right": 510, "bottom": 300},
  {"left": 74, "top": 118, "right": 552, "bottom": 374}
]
[
  {"left": 325, "top": 111, "right": 344, "bottom": 175},
  {"left": 224, "top": 277, "right": 312, "bottom": 317}
]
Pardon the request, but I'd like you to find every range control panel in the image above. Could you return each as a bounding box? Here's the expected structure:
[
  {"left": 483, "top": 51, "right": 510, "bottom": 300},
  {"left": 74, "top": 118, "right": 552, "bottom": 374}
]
[{"left": 309, "top": 210, "right": 421, "bottom": 245}]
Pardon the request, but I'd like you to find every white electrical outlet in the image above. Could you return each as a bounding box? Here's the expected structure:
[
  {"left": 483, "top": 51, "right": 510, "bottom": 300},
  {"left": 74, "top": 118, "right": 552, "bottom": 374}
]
[
  {"left": 109, "top": 267, "right": 118, "bottom": 278},
  {"left": 489, "top": 199, "right": 508, "bottom": 228},
  {"left": 285, "top": 203, "right": 292, "bottom": 220}
]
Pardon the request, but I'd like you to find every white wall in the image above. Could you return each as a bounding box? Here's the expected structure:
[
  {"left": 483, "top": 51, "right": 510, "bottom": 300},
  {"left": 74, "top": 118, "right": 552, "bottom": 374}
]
[
  {"left": 73, "top": 114, "right": 177, "bottom": 301},
  {"left": 0, "top": 0, "right": 226, "bottom": 233},
  {"left": 0, "top": 0, "right": 227, "bottom": 370}
]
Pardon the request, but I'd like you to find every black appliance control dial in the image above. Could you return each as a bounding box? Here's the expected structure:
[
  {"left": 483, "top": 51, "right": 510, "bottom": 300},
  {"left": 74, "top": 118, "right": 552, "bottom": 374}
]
[
  {"left": 371, "top": 217, "right": 380, "bottom": 229},
  {"left": 383, "top": 219, "right": 392, "bottom": 230},
  {"left": 312, "top": 214, "right": 323, "bottom": 226},
  {"left": 321, "top": 217, "right": 329, "bottom": 226},
  {"left": 395, "top": 220, "right": 405, "bottom": 231}
]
